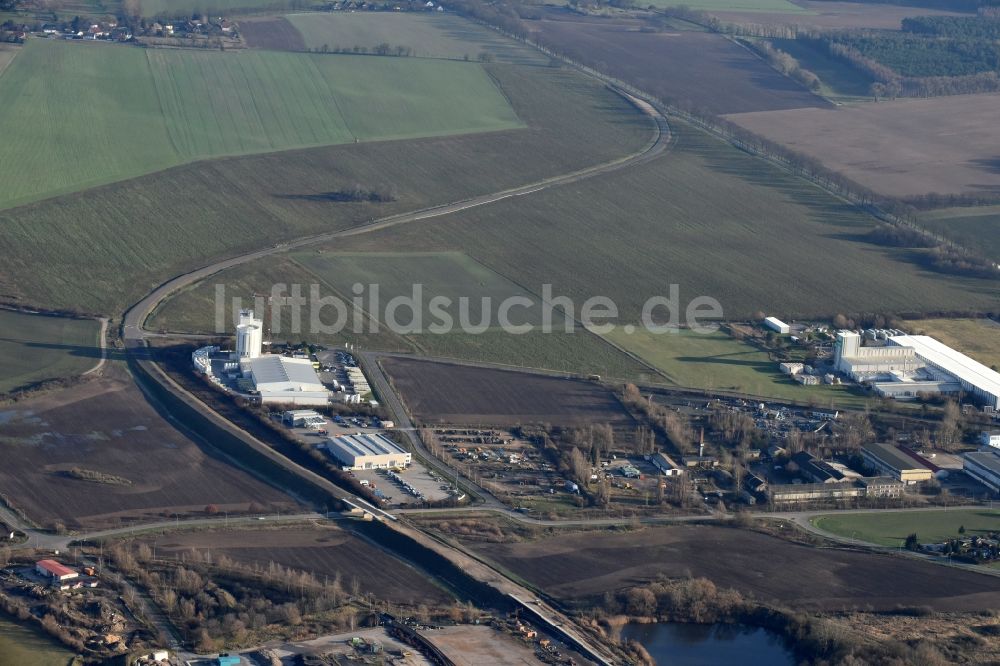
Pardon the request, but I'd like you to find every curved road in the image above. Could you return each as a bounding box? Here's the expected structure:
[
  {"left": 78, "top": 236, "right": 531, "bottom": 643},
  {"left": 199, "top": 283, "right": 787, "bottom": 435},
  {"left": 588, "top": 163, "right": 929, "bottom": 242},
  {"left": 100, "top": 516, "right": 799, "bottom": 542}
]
[{"left": 122, "top": 88, "right": 671, "bottom": 346}]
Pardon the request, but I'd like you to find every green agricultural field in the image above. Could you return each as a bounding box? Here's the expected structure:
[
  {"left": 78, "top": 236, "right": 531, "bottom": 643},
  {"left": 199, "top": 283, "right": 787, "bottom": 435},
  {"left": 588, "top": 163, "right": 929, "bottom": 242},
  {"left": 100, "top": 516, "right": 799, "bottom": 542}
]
[
  {"left": 150, "top": 251, "right": 652, "bottom": 377},
  {"left": 141, "top": 0, "right": 318, "bottom": 17},
  {"left": 812, "top": 509, "right": 1000, "bottom": 548},
  {"left": 0, "top": 40, "right": 521, "bottom": 210},
  {"left": 919, "top": 205, "right": 1000, "bottom": 264},
  {"left": 0, "top": 310, "right": 102, "bottom": 394},
  {"left": 604, "top": 327, "right": 866, "bottom": 406},
  {"left": 0, "top": 63, "right": 650, "bottom": 316},
  {"left": 285, "top": 12, "right": 546, "bottom": 63},
  {"left": 646, "top": 0, "right": 809, "bottom": 12},
  {"left": 329, "top": 122, "right": 1000, "bottom": 322},
  {"left": 904, "top": 318, "right": 1000, "bottom": 370}
]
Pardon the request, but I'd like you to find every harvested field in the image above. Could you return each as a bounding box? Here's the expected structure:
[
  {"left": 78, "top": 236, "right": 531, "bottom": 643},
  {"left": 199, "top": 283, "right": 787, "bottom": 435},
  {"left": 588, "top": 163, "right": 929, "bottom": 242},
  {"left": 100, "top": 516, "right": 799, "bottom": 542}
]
[
  {"left": 140, "top": 0, "right": 318, "bottom": 17},
  {"left": 712, "top": 1, "right": 971, "bottom": 30},
  {"left": 239, "top": 16, "right": 306, "bottom": 51},
  {"left": 470, "top": 524, "right": 1000, "bottom": 612},
  {"left": 143, "top": 526, "right": 454, "bottom": 605},
  {"left": 647, "top": 0, "right": 806, "bottom": 10},
  {"left": 0, "top": 63, "right": 650, "bottom": 315},
  {"left": 332, "top": 121, "right": 1000, "bottom": 321},
  {"left": 380, "top": 356, "right": 636, "bottom": 427},
  {"left": 528, "top": 12, "right": 827, "bottom": 114},
  {"left": 423, "top": 625, "right": 540, "bottom": 666},
  {"left": 0, "top": 371, "right": 298, "bottom": 529},
  {"left": 725, "top": 93, "right": 1000, "bottom": 197},
  {"left": 0, "top": 310, "right": 101, "bottom": 395},
  {"left": 0, "top": 43, "right": 19, "bottom": 77},
  {"left": 286, "top": 12, "right": 546, "bottom": 64}
]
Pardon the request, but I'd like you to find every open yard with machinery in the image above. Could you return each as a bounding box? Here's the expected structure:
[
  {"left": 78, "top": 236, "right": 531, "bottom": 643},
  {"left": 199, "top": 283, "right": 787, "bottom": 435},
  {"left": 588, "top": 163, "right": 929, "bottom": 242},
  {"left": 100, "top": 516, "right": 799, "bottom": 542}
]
[
  {"left": 140, "top": 525, "right": 455, "bottom": 605},
  {"left": 605, "top": 328, "right": 866, "bottom": 406},
  {"left": 285, "top": 12, "right": 546, "bottom": 63},
  {"left": 0, "top": 371, "right": 298, "bottom": 530},
  {"left": 712, "top": 1, "right": 972, "bottom": 30},
  {"left": 469, "top": 524, "right": 1000, "bottom": 612},
  {"left": 812, "top": 509, "right": 1000, "bottom": 548},
  {"left": 333, "top": 121, "right": 1000, "bottom": 322},
  {"left": 919, "top": 206, "right": 1000, "bottom": 263},
  {"left": 423, "top": 624, "right": 541, "bottom": 666},
  {"left": 0, "top": 40, "right": 521, "bottom": 210},
  {"left": 903, "top": 317, "right": 1000, "bottom": 370},
  {"left": 0, "top": 310, "right": 102, "bottom": 395},
  {"left": 725, "top": 93, "right": 1000, "bottom": 198},
  {"left": 528, "top": 12, "right": 827, "bottom": 114},
  {"left": 380, "top": 356, "right": 636, "bottom": 427},
  {"left": 0, "top": 62, "right": 650, "bottom": 315}
]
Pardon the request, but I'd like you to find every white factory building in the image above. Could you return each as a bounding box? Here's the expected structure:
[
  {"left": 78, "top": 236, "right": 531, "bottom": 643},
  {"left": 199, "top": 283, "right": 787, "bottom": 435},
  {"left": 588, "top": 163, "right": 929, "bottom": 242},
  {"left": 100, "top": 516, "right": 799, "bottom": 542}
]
[
  {"left": 192, "top": 309, "right": 330, "bottom": 406},
  {"left": 242, "top": 355, "right": 329, "bottom": 406},
  {"left": 324, "top": 433, "right": 411, "bottom": 470},
  {"left": 833, "top": 331, "right": 1000, "bottom": 408},
  {"left": 964, "top": 449, "right": 1000, "bottom": 494},
  {"left": 236, "top": 309, "right": 263, "bottom": 359}
]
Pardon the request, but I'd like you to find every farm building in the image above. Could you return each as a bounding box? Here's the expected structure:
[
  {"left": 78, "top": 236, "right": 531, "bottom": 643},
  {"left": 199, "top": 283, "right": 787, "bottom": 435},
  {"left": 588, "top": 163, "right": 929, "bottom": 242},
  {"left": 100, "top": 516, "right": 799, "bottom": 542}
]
[
  {"left": 764, "top": 317, "right": 790, "bottom": 335},
  {"left": 964, "top": 449, "right": 1000, "bottom": 494},
  {"left": 242, "top": 355, "right": 328, "bottom": 406},
  {"left": 325, "top": 433, "right": 411, "bottom": 470},
  {"left": 861, "top": 443, "right": 933, "bottom": 485},
  {"left": 35, "top": 560, "right": 78, "bottom": 582},
  {"left": 651, "top": 452, "right": 682, "bottom": 476}
]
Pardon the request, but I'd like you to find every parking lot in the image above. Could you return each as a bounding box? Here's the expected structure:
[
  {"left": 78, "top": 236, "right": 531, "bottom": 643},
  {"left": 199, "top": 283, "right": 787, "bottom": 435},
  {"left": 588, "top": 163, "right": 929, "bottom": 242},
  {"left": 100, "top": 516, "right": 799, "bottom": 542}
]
[{"left": 354, "top": 462, "right": 454, "bottom": 505}]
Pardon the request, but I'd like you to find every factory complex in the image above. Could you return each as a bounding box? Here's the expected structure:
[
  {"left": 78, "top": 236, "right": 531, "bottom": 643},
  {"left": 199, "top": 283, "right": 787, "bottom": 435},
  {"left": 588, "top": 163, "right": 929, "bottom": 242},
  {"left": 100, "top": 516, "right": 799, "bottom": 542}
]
[
  {"left": 324, "top": 433, "right": 412, "bottom": 471},
  {"left": 834, "top": 331, "right": 1000, "bottom": 408}
]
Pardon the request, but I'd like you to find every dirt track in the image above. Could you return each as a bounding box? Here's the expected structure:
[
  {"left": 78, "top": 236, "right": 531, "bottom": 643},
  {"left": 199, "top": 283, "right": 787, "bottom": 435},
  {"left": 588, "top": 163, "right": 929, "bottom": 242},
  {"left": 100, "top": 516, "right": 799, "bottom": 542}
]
[{"left": 470, "top": 524, "right": 1000, "bottom": 612}]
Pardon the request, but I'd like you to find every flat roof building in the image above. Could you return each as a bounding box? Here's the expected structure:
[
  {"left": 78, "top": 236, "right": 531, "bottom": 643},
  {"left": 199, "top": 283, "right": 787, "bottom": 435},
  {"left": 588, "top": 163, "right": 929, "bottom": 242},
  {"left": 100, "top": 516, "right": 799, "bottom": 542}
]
[
  {"left": 861, "top": 442, "right": 933, "bottom": 485},
  {"left": 243, "top": 355, "right": 328, "bottom": 406},
  {"left": 325, "top": 433, "right": 411, "bottom": 470},
  {"left": 764, "top": 317, "right": 790, "bottom": 335},
  {"left": 964, "top": 449, "right": 1000, "bottom": 494},
  {"left": 888, "top": 335, "right": 1000, "bottom": 409}
]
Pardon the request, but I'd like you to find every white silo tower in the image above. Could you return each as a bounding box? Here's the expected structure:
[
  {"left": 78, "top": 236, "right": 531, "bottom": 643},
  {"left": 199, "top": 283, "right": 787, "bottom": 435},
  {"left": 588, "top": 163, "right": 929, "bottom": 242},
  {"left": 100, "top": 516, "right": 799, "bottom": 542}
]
[{"left": 236, "top": 309, "right": 263, "bottom": 359}]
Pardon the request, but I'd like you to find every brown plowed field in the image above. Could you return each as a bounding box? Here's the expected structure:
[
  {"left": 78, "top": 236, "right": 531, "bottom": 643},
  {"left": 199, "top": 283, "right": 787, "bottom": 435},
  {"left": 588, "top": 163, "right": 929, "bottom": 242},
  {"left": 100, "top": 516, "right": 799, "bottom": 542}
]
[
  {"left": 239, "top": 17, "right": 307, "bottom": 51},
  {"left": 381, "top": 356, "right": 636, "bottom": 428},
  {"left": 144, "top": 526, "right": 454, "bottom": 605},
  {"left": 0, "top": 373, "right": 298, "bottom": 529},
  {"left": 470, "top": 524, "right": 1000, "bottom": 612},
  {"left": 528, "top": 11, "right": 827, "bottom": 114}
]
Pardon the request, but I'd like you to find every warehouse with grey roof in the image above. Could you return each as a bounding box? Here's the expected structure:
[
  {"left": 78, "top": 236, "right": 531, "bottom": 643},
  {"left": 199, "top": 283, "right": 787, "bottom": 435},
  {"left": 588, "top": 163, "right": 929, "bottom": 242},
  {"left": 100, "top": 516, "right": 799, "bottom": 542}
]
[{"left": 325, "top": 433, "right": 411, "bottom": 470}]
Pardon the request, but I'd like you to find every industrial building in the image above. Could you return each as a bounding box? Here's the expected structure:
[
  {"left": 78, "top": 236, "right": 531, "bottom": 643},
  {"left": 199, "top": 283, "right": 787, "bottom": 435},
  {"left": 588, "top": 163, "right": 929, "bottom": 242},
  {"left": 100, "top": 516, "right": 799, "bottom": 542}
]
[
  {"left": 651, "top": 452, "right": 683, "bottom": 476},
  {"left": 983, "top": 431, "right": 1000, "bottom": 449},
  {"left": 236, "top": 309, "right": 263, "bottom": 359},
  {"left": 325, "top": 433, "right": 411, "bottom": 470},
  {"left": 764, "top": 316, "right": 790, "bottom": 335},
  {"left": 36, "top": 560, "right": 78, "bottom": 582},
  {"left": 770, "top": 483, "right": 863, "bottom": 504},
  {"left": 282, "top": 410, "right": 326, "bottom": 428},
  {"left": 780, "top": 362, "right": 803, "bottom": 376},
  {"left": 861, "top": 442, "right": 933, "bottom": 485},
  {"left": 833, "top": 331, "right": 1000, "bottom": 408},
  {"left": 888, "top": 335, "right": 1000, "bottom": 409},
  {"left": 242, "top": 355, "right": 328, "bottom": 406},
  {"left": 964, "top": 449, "right": 1000, "bottom": 494}
]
